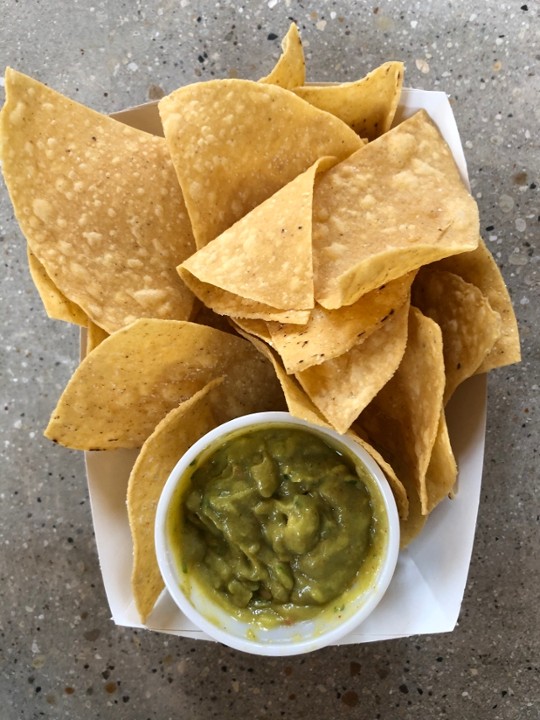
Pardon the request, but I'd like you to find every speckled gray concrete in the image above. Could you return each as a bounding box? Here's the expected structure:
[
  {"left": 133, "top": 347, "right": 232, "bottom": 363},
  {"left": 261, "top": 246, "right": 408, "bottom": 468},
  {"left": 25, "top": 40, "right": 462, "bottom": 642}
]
[{"left": 0, "top": 1, "right": 538, "bottom": 718}]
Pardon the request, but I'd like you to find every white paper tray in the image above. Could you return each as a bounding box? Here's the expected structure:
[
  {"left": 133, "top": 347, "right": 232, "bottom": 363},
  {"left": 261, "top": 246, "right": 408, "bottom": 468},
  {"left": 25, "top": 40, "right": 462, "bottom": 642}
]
[{"left": 85, "top": 88, "right": 486, "bottom": 644}]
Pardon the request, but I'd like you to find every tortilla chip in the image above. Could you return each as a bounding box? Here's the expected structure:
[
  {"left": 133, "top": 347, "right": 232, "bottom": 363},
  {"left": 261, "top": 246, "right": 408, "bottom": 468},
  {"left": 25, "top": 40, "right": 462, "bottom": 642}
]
[
  {"left": 45, "top": 319, "right": 284, "bottom": 450},
  {"left": 356, "top": 308, "right": 445, "bottom": 538},
  {"left": 27, "top": 247, "right": 87, "bottom": 326},
  {"left": 0, "top": 68, "right": 195, "bottom": 333},
  {"left": 412, "top": 267, "right": 501, "bottom": 403},
  {"left": 178, "top": 159, "right": 334, "bottom": 317},
  {"left": 267, "top": 272, "right": 415, "bottom": 373},
  {"left": 423, "top": 410, "right": 457, "bottom": 514},
  {"left": 231, "top": 317, "right": 273, "bottom": 344},
  {"left": 347, "top": 429, "right": 409, "bottom": 520},
  {"left": 86, "top": 319, "right": 109, "bottom": 354},
  {"left": 312, "top": 110, "right": 479, "bottom": 308},
  {"left": 294, "top": 61, "right": 404, "bottom": 140},
  {"left": 297, "top": 298, "right": 410, "bottom": 434},
  {"left": 158, "top": 78, "right": 362, "bottom": 248},
  {"left": 174, "top": 271, "right": 311, "bottom": 325},
  {"left": 259, "top": 23, "right": 305, "bottom": 89},
  {"left": 434, "top": 237, "right": 520, "bottom": 372},
  {"left": 127, "top": 378, "right": 222, "bottom": 622}
]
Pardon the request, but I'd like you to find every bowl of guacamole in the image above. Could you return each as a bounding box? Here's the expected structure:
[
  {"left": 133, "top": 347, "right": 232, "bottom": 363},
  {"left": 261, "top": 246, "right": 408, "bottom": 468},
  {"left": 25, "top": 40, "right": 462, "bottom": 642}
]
[{"left": 155, "top": 412, "right": 400, "bottom": 656}]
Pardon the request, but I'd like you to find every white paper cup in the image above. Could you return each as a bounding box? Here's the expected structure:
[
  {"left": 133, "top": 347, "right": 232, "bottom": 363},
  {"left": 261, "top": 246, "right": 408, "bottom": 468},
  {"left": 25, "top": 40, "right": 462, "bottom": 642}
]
[{"left": 155, "top": 412, "right": 400, "bottom": 656}]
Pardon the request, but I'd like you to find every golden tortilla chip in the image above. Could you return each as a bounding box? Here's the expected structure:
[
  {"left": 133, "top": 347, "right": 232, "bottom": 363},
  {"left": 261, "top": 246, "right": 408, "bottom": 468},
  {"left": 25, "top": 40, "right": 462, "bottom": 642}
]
[
  {"left": 0, "top": 68, "right": 196, "bottom": 333},
  {"left": 259, "top": 23, "right": 305, "bottom": 89},
  {"left": 127, "top": 378, "right": 222, "bottom": 622},
  {"left": 27, "top": 247, "right": 87, "bottom": 326},
  {"left": 412, "top": 267, "right": 501, "bottom": 403},
  {"left": 312, "top": 110, "right": 479, "bottom": 309},
  {"left": 158, "top": 78, "right": 362, "bottom": 248},
  {"left": 356, "top": 308, "right": 445, "bottom": 541},
  {"left": 297, "top": 298, "right": 410, "bottom": 434},
  {"left": 178, "top": 159, "right": 334, "bottom": 318},
  {"left": 294, "top": 61, "right": 404, "bottom": 140},
  {"left": 435, "top": 237, "right": 520, "bottom": 372},
  {"left": 347, "top": 429, "right": 409, "bottom": 520},
  {"left": 231, "top": 317, "right": 273, "bottom": 344},
  {"left": 423, "top": 410, "right": 457, "bottom": 515},
  {"left": 267, "top": 272, "right": 415, "bottom": 373},
  {"left": 86, "top": 319, "right": 109, "bottom": 354},
  {"left": 45, "top": 319, "right": 284, "bottom": 450}
]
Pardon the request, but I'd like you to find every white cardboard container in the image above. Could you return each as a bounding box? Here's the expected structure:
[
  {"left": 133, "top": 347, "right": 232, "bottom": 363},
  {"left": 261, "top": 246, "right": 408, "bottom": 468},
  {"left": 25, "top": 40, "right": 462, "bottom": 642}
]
[{"left": 85, "top": 88, "right": 486, "bottom": 643}]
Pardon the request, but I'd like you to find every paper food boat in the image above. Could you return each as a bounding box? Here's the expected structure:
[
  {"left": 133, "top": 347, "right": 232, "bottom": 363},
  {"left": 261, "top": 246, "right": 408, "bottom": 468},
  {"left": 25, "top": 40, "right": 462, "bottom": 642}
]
[{"left": 85, "top": 88, "right": 486, "bottom": 643}]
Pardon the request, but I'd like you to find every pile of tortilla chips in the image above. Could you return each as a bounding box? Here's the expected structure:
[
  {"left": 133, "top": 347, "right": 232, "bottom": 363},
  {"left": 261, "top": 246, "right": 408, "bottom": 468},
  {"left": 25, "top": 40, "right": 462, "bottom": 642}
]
[{"left": 0, "top": 23, "right": 520, "bottom": 623}]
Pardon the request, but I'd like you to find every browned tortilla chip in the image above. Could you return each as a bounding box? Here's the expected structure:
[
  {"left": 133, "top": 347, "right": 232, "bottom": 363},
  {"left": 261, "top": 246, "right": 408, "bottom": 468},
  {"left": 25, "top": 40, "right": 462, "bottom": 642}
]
[
  {"left": 267, "top": 273, "right": 414, "bottom": 373},
  {"left": 412, "top": 267, "right": 501, "bottom": 402},
  {"left": 312, "top": 110, "right": 479, "bottom": 309},
  {"left": 259, "top": 23, "right": 305, "bottom": 89},
  {"left": 297, "top": 298, "right": 410, "bottom": 434},
  {"left": 294, "top": 61, "right": 404, "bottom": 140},
  {"left": 45, "top": 319, "right": 284, "bottom": 450},
  {"left": 27, "top": 247, "right": 87, "bottom": 326},
  {"left": 356, "top": 308, "right": 445, "bottom": 541},
  {"left": 435, "top": 237, "right": 521, "bottom": 372},
  {"left": 127, "top": 379, "right": 222, "bottom": 622},
  {"left": 158, "top": 78, "right": 362, "bottom": 248},
  {"left": 178, "top": 159, "right": 333, "bottom": 317},
  {"left": 0, "top": 68, "right": 196, "bottom": 333}
]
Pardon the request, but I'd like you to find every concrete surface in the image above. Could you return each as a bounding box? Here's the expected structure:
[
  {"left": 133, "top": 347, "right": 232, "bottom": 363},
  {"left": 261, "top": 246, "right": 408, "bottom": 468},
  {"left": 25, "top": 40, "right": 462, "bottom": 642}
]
[{"left": 0, "top": 1, "right": 538, "bottom": 718}]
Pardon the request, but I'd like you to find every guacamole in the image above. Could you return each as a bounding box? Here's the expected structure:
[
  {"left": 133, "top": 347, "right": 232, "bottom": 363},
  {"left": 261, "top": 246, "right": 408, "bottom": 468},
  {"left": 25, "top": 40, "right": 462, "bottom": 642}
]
[{"left": 168, "top": 425, "right": 386, "bottom": 625}]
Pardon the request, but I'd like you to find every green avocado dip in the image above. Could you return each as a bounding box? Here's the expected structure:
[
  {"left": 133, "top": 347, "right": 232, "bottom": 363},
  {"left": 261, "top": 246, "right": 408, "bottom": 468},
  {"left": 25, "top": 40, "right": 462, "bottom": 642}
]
[{"left": 167, "top": 425, "right": 387, "bottom": 627}]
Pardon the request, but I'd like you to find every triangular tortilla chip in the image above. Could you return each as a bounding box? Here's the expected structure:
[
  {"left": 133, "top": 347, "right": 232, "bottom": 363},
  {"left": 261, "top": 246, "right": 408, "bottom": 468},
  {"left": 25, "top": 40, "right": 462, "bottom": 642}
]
[
  {"left": 45, "top": 319, "right": 284, "bottom": 450},
  {"left": 347, "top": 430, "right": 409, "bottom": 520},
  {"left": 423, "top": 410, "right": 457, "bottom": 514},
  {"left": 297, "top": 298, "right": 410, "bottom": 433},
  {"left": 356, "top": 308, "right": 445, "bottom": 535},
  {"left": 434, "top": 237, "right": 521, "bottom": 372},
  {"left": 259, "top": 23, "right": 305, "bottom": 89},
  {"left": 179, "top": 158, "right": 333, "bottom": 317},
  {"left": 294, "top": 61, "right": 404, "bottom": 140},
  {"left": 158, "top": 78, "right": 362, "bottom": 248},
  {"left": 267, "top": 272, "right": 415, "bottom": 373},
  {"left": 127, "top": 378, "right": 222, "bottom": 622},
  {"left": 412, "top": 267, "right": 501, "bottom": 402},
  {"left": 312, "top": 110, "right": 479, "bottom": 308},
  {"left": 0, "top": 68, "right": 195, "bottom": 333}
]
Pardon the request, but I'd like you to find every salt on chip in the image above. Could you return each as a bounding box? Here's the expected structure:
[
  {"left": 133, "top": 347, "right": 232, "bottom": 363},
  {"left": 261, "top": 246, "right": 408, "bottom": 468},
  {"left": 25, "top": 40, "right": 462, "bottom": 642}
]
[
  {"left": 178, "top": 158, "right": 333, "bottom": 318},
  {"left": 45, "top": 319, "right": 284, "bottom": 450},
  {"left": 294, "top": 61, "right": 404, "bottom": 140},
  {"left": 312, "top": 110, "right": 479, "bottom": 309},
  {"left": 158, "top": 78, "right": 363, "bottom": 248},
  {"left": 267, "top": 272, "right": 414, "bottom": 374},
  {"left": 0, "top": 68, "right": 196, "bottom": 333},
  {"left": 127, "top": 378, "right": 223, "bottom": 622},
  {"left": 27, "top": 247, "right": 87, "bottom": 326},
  {"left": 356, "top": 308, "right": 445, "bottom": 542},
  {"left": 259, "top": 23, "right": 305, "bottom": 89},
  {"left": 434, "top": 237, "right": 520, "bottom": 372},
  {"left": 296, "top": 298, "right": 410, "bottom": 434},
  {"left": 412, "top": 267, "right": 501, "bottom": 403}
]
